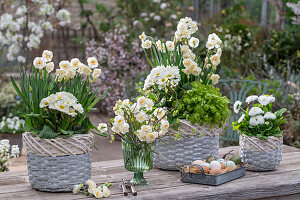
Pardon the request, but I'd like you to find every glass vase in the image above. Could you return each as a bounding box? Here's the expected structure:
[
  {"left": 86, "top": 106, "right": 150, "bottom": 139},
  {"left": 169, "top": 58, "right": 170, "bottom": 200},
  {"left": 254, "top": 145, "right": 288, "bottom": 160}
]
[{"left": 122, "top": 139, "right": 156, "bottom": 187}]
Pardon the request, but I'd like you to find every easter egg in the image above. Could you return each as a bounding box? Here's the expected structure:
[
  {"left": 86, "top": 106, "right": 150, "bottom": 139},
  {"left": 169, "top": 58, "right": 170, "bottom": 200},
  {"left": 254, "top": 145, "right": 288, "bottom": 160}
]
[
  {"left": 192, "top": 160, "right": 205, "bottom": 165},
  {"left": 220, "top": 163, "right": 226, "bottom": 169},
  {"left": 230, "top": 156, "right": 242, "bottom": 165},
  {"left": 209, "top": 161, "right": 221, "bottom": 169},
  {"left": 226, "top": 160, "right": 236, "bottom": 168},
  {"left": 210, "top": 167, "right": 222, "bottom": 175},
  {"left": 200, "top": 162, "right": 210, "bottom": 169}
]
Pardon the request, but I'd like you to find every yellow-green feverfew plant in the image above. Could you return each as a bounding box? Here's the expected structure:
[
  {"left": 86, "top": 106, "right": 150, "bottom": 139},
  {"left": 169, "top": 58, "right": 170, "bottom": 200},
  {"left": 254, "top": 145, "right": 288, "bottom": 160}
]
[{"left": 11, "top": 50, "right": 109, "bottom": 139}]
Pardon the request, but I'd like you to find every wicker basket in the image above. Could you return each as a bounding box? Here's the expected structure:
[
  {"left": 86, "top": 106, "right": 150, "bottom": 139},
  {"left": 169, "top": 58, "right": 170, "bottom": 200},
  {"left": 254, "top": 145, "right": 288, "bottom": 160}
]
[
  {"left": 154, "top": 120, "right": 221, "bottom": 170},
  {"left": 239, "top": 134, "right": 283, "bottom": 171},
  {"left": 23, "top": 132, "right": 94, "bottom": 192}
]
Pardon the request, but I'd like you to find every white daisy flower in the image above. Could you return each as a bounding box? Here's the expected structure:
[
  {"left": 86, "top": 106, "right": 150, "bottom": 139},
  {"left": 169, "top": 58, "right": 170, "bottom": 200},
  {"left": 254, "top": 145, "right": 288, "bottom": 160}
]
[
  {"left": 233, "top": 101, "right": 242, "bottom": 113},
  {"left": 249, "top": 115, "right": 265, "bottom": 126},
  {"left": 264, "top": 112, "right": 276, "bottom": 120},
  {"left": 238, "top": 114, "right": 245, "bottom": 123},
  {"left": 249, "top": 107, "right": 264, "bottom": 116},
  {"left": 246, "top": 95, "right": 258, "bottom": 104}
]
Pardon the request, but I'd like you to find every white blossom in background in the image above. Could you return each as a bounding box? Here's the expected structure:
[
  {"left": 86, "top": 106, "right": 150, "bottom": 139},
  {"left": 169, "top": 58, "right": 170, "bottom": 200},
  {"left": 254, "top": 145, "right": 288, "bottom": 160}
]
[
  {"left": 286, "top": 1, "right": 300, "bottom": 25},
  {"left": 0, "top": 139, "right": 20, "bottom": 172},
  {"left": 0, "top": 1, "right": 72, "bottom": 63}
]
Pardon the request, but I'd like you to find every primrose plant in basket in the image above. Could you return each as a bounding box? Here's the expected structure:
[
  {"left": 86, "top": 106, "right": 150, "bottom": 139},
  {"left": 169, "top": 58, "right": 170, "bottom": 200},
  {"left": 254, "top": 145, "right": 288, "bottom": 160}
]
[
  {"left": 10, "top": 50, "right": 109, "bottom": 192},
  {"left": 232, "top": 95, "right": 287, "bottom": 171},
  {"left": 139, "top": 17, "right": 231, "bottom": 170}
]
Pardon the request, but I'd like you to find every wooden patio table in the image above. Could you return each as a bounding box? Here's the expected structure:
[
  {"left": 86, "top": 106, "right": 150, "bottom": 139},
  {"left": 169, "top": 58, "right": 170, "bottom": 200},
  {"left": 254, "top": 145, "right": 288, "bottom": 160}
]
[{"left": 1, "top": 145, "right": 300, "bottom": 200}]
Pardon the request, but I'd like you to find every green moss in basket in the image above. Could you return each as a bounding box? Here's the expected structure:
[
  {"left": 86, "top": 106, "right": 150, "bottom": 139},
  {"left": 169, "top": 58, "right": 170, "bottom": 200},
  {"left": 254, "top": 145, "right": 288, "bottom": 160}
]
[{"left": 176, "top": 82, "right": 231, "bottom": 128}]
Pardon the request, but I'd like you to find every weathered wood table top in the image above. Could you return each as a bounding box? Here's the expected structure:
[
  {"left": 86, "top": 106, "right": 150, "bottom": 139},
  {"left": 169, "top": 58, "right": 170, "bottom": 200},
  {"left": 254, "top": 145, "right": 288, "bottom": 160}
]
[{"left": 1, "top": 145, "right": 300, "bottom": 200}]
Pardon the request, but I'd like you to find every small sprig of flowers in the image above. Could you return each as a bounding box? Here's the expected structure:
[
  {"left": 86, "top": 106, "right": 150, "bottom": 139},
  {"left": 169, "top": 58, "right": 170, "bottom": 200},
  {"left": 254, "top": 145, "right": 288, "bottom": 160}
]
[
  {"left": 33, "top": 50, "right": 102, "bottom": 82},
  {"left": 0, "top": 139, "right": 20, "bottom": 172},
  {"left": 232, "top": 94, "right": 287, "bottom": 139},
  {"left": 73, "top": 179, "right": 112, "bottom": 199},
  {"left": 40, "top": 92, "right": 83, "bottom": 117},
  {"left": 99, "top": 96, "right": 169, "bottom": 144},
  {"left": 0, "top": 116, "right": 25, "bottom": 134}
]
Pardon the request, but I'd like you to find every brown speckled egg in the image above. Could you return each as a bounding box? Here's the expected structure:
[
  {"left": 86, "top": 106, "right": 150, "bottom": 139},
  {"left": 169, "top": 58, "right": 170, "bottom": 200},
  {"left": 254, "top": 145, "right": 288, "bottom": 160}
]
[
  {"left": 220, "top": 163, "right": 226, "bottom": 169},
  {"left": 210, "top": 167, "right": 222, "bottom": 175}
]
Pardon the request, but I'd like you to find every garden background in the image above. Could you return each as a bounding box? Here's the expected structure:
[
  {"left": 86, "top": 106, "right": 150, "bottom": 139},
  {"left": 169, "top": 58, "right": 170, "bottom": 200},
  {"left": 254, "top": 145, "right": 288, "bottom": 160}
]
[{"left": 0, "top": 0, "right": 299, "bottom": 171}]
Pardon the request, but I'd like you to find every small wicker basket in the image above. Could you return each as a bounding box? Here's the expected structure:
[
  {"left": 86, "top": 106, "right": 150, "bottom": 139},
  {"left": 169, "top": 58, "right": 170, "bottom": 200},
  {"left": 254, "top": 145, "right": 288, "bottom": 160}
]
[
  {"left": 154, "top": 120, "right": 221, "bottom": 170},
  {"left": 239, "top": 134, "right": 283, "bottom": 171},
  {"left": 23, "top": 132, "right": 94, "bottom": 192}
]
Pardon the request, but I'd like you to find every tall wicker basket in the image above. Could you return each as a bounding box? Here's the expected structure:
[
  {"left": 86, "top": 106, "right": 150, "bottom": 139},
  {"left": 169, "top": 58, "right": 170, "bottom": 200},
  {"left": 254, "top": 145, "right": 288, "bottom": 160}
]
[
  {"left": 154, "top": 120, "right": 221, "bottom": 170},
  {"left": 22, "top": 132, "right": 94, "bottom": 192},
  {"left": 240, "top": 134, "right": 283, "bottom": 171}
]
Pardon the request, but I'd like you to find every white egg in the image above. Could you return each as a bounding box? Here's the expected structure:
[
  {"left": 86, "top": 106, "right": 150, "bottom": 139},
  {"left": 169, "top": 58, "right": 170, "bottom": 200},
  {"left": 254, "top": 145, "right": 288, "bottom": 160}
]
[
  {"left": 200, "top": 163, "right": 210, "bottom": 169},
  {"left": 217, "top": 159, "right": 226, "bottom": 164},
  {"left": 209, "top": 161, "right": 221, "bottom": 169},
  {"left": 226, "top": 161, "right": 236, "bottom": 167}
]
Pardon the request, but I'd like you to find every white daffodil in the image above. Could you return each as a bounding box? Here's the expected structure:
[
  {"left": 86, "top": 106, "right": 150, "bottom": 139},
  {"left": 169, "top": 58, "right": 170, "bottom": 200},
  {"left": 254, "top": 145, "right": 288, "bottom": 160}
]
[
  {"left": 137, "top": 96, "right": 148, "bottom": 108},
  {"left": 102, "top": 186, "right": 111, "bottom": 198},
  {"left": 233, "top": 101, "right": 242, "bottom": 113},
  {"left": 188, "top": 37, "right": 199, "bottom": 48},
  {"left": 59, "top": 60, "right": 71, "bottom": 70},
  {"left": 166, "top": 41, "right": 174, "bottom": 51},
  {"left": 72, "top": 184, "right": 81, "bottom": 195},
  {"left": 46, "top": 62, "right": 54, "bottom": 73},
  {"left": 210, "top": 54, "right": 221, "bottom": 66},
  {"left": 142, "top": 39, "right": 152, "bottom": 49},
  {"left": 98, "top": 123, "right": 108, "bottom": 133},
  {"left": 33, "top": 57, "right": 45, "bottom": 69},
  {"left": 42, "top": 50, "right": 53, "bottom": 62},
  {"left": 206, "top": 40, "right": 215, "bottom": 50},
  {"left": 139, "top": 32, "right": 146, "bottom": 41},
  {"left": 192, "top": 67, "right": 201, "bottom": 76},
  {"left": 70, "top": 58, "right": 80, "bottom": 69},
  {"left": 210, "top": 74, "right": 220, "bottom": 85},
  {"left": 87, "top": 57, "right": 98, "bottom": 68}
]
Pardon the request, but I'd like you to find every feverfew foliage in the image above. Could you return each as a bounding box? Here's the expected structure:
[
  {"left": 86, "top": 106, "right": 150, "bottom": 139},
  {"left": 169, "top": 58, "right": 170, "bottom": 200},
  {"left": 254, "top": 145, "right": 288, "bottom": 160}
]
[
  {"left": 232, "top": 95, "right": 287, "bottom": 139},
  {"left": 176, "top": 82, "right": 231, "bottom": 128}
]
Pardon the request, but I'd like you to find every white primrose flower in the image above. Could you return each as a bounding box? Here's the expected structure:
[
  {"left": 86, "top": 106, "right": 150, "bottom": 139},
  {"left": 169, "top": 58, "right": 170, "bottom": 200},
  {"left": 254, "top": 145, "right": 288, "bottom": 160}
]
[
  {"left": 188, "top": 37, "right": 199, "bottom": 48},
  {"left": 166, "top": 41, "right": 174, "bottom": 51},
  {"left": 46, "top": 62, "right": 54, "bottom": 73},
  {"left": 139, "top": 32, "right": 146, "bottom": 41},
  {"left": 238, "top": 114, "right": 246, "bottom": 123},
  {"left": 233, "top": 101, "right": 242, "bottom": 113},
  {"left": 72, "top": 184, "right": 81, "bottom": 194},
  {"left": 87, "top": 57, "right": 98, "bottom": 68},
  {"left": 210, "top": 74, "right": 220, "bottom": 85},
  {"left": 42, "top": 50, "right": 53, "bottom": 62},
  {"left": 264, "top": 112, "right": 276, "bottom": 120},
  {"left": 33, "top": 57, "right": 45, "bottom": 69},
  {"left": 246, "top": 95, "right": 258, "bottom": 104},
  {"left": 249, "top": 107, "right": 264, "bottom": 117},
  {"left": 258, "top": 95, "right": 275, "bottom": 106},
  {"left": 74, "top": 104, "right": 84, "bottom": 114},
  {"left": 249, "top": 115, "right": 265, "bottom": 126}
]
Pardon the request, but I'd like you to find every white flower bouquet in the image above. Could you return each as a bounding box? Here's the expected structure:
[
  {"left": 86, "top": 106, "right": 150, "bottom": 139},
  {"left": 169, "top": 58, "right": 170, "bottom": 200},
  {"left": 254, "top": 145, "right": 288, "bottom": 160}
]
[
  {"left": 0, "top": 139, "right": 20, "bottom": 172},
  {"left": 232, "top": 94, "right": 287, "bottom": 139},
  {"left": 11, "top": 50, "right": 108, "bottom": 139}
]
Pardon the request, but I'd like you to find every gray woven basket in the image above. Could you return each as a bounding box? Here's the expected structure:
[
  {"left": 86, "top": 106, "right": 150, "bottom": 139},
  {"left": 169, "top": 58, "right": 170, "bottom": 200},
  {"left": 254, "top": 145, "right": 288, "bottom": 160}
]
[
  {"left": 239, "top": 134, "right": 283, "bottom": 171},
  {"left": 26, "top": 152, "right": 92, "bottom": 192},
  {"left": 23, "top": 132, "right": 94, "bottom": 192},
  {"left": 155, "top": 120, "right": 221, "bottom": 170}
]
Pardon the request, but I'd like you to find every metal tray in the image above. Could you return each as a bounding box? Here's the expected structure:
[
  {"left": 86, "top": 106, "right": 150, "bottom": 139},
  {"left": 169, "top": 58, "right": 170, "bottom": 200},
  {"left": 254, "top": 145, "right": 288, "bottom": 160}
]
[{"left": 180, "top": 164, "right": 245, "bottom": 186}]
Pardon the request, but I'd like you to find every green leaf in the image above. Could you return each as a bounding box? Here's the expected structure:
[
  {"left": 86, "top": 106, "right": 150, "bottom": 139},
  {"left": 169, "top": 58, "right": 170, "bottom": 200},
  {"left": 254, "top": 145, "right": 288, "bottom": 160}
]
[
  {"left": 182, "top": 83, "right": 192, "bottom": 90},
  {"left": 60, "top": 116, "right": 70, "bottom": 131},
  {"left": 39, "top": 125, "right": 58, "bottom": 139},
  {"left": 60, "top": 129, "right": 74, "bottom": 136},
  {"left": 275, "top": 108, "right": 287, "bottom": 118},
  {"left": 96, "top": 3, "right": 107, "bottom": 13},
  {"left": 24, "top": 118, "right": 33, "bottom": 131}
]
